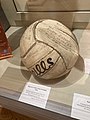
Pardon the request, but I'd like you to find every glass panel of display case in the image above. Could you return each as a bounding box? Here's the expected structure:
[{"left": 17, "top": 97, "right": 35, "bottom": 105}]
[{"left": 14, "top": 0, "right": 90, "bottom": 12}]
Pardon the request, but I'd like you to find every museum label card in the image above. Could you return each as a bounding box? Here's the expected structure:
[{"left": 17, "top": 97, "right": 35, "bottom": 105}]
[
  {"left": 84, "top": 58, "right": 90, "bottom": 74},
  {"left": 71, "top": 93, "right": 90, "bottom": 120},
  {"left": 19, "top": 82, "right": 51, "bottom": 108}
]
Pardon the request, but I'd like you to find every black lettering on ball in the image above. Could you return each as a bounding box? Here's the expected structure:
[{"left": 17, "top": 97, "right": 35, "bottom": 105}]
[
  {"left": 47, "top": 58, "right": 54, "bottom": 68},
  {"left": 33, "top": 58, "right": 54, "bottom": 76}
]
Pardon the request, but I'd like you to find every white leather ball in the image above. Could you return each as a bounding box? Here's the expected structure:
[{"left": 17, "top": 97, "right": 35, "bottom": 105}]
[{"left": 20, "top": 19, "right": 79, "bottom": 80}]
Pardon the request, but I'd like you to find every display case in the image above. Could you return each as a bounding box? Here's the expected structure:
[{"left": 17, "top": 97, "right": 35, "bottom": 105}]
[
  {"left": 1, "top": 0, "right": 90, "bottom": 29},
  {"left": 0, "top": 0, "right": 90, "bottom": 120}
]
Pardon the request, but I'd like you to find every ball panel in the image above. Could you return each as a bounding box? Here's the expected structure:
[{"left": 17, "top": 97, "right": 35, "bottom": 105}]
[
  {"left": 67, "top": 53, "right": 79, "bottom": 69},
  {"left": 39, "top": 19, "right": 75, "bottom": 38},
  {"left": 20, "top": 24, "right": 36, "bottom": 57},
  {"left": 36, "top": 20, "right": 78, "bottom": 54},
  {"left": 30, "top": 50, "right": 60, "bottom": 78},
  {"left": 56, "top": 47, "right": 78, "bottom": 69},
  {"left": 22, "top": 42, "right": 53, "bottom": 69},
  {"left": 20, "top": 20, "right": 42, "bottom": 58},
  {"left": 36, "top": 19, "right": 76, "bottom": 40},
  {"left": 39, "top": 56, "right": 66, "bottom": 79}
]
